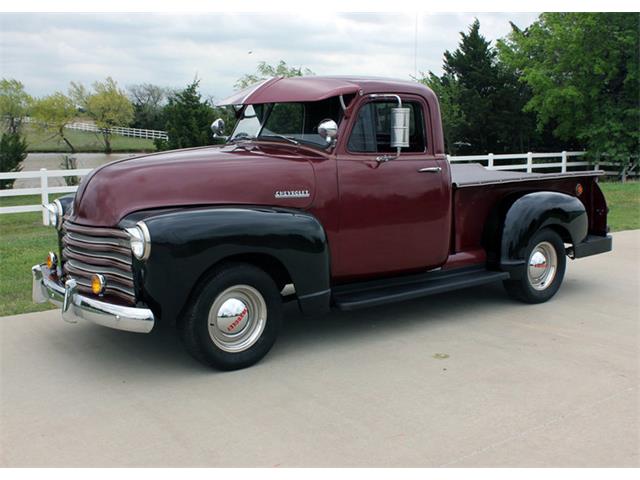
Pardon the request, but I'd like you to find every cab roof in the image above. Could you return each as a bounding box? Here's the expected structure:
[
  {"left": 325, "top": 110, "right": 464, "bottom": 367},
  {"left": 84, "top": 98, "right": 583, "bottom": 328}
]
[{"left": 216, "top": 75, "right": 437, "bottom": 106}]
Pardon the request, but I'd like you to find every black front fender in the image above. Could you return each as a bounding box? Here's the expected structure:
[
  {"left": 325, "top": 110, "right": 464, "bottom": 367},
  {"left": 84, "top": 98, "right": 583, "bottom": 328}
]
[
  {"left": 500, "top": 191, "right": 588, "bottom": 272},
  {"left": 121, "top": 207, "right": 331, "bottom": 323}
]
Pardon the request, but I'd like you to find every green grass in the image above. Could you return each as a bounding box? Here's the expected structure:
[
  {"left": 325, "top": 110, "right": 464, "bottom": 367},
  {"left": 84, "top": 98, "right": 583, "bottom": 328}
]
[
  {"left": 599, "top": 181, "right": 640, "bottom": 231},
  {"left": 0, "top": 194, "right": 66, "bottom": 316},
  {"left": 0, "top": 183, "right": 638, "bottom": 317},
  {"left": 0, "top": 211, "right": 58, "bottom": 316},
  {"left": 23, "top": 125, "right": 156, "bottom": 153}
]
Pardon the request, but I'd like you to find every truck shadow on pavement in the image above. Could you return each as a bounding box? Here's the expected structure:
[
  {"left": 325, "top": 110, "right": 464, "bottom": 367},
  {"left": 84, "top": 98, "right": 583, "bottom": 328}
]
[{"left": 59, "top": 281, "right": 519, "bottom": 375}]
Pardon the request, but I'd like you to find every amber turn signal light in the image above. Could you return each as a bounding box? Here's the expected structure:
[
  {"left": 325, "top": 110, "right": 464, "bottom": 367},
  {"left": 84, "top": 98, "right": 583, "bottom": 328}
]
[
  {"left": 91, "top": 274, "right": 106, "bottom": 295},
  {"left": 46, "top": 251, "right": 57, "bottom": 270},
  {"left": 575, "top": 183, "right": 584, "bottom": 196}
]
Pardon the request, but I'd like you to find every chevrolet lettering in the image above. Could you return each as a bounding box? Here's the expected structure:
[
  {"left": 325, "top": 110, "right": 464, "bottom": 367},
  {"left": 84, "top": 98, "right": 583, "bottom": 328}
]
[{"left": 274, "top": 190, "right": 310, "bottom": 199}]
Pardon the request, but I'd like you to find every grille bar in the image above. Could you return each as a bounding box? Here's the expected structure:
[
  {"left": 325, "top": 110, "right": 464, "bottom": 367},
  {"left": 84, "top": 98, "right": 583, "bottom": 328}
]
[
  {"left": 61, "top": 221, "right": 136, "bottom": 305},
  {"left": 62, "top": 235, "right": 131, "bottom": 256},
  {"left": 64, "top": 222, "right": 130, "bottom": 239},
  {"left": 62, "top": 247, "right": 131, "bottom": 269},
  {"left": 64, "top": 231, "right": 129, "bottom": 248},
  {"left": 64, "top": 259, "right": 134, "bottom": 285}
]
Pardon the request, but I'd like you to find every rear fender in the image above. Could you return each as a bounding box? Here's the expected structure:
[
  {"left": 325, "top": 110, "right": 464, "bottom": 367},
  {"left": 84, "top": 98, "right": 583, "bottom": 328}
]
[{"left": 499, "top": 191, "right": 588, "bottom": 275}]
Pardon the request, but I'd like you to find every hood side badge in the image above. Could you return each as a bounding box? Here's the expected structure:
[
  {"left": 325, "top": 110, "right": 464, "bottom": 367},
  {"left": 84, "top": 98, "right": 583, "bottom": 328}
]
[{"left": 274, "top": 190, "right": 310, "bottom": 199}]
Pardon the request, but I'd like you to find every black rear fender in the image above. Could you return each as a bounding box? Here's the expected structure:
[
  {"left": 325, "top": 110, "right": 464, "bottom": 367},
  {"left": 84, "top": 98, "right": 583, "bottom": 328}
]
[{"left": 498, "top": 191, "right": 588, "bottom": 275}]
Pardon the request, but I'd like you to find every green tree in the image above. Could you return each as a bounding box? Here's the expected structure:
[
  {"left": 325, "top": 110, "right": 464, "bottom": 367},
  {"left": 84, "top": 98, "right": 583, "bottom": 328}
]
[
  {"left": 420, "top": 19, "right": 537, "bottom": 154},
  {"left": 235, "top": 60, "right": 314, "bottom": 89},
  {"left": 71, "top": 77, "right": 134, "bottom": 153},
  {"left": 128, "top": 83, "right": 170, "bottom": 130},
  {"left": 423, "top": 72, "right": 467, "bottom": 152},
  {"left": 155, "top": 79, "right": 215, "bottom": 151},
  {"left": 0, "top": 133, "right": 27, "bottom": 189},
  {"left": 498, "top": 13, "right": 640, "bottom": 166},
  {"left": 0, "top": 79, "right": 32, "bottom": 135},
  {"left": 31, "top": 92, "right": 78, "bottom": 152}
]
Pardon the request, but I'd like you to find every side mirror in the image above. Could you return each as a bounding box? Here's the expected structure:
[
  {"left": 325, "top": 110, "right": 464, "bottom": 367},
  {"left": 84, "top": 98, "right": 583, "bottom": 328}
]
[
  {"left": 317, "top": 119, "right": 338, "bottom": 144},
  {"left": 390, "top": 107, "right": 410, "bottom": 148},
  {"left": 211, "top": 118, "right": 225, "bottom": 137}
]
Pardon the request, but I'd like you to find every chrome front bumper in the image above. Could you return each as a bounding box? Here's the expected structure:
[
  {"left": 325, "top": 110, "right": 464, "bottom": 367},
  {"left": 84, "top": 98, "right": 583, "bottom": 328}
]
[{"left": 32, "top": 264, "right": 155, "bottom": 333}]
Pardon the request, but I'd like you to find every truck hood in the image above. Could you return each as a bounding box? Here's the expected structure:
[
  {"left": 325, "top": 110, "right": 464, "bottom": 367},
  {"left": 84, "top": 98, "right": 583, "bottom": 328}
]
[{"left": 71, "top": 145, "right": 318, "bottom": 227}]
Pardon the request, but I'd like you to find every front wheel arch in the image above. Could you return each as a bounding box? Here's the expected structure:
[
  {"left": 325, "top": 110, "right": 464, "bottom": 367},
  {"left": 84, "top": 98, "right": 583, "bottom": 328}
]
[{"left": 177, "top": 254, "right": 293, "bottom": 324}]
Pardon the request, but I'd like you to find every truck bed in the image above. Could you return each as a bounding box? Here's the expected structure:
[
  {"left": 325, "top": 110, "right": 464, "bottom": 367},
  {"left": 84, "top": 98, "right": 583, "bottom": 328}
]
[
  {"left": 449, "top": 163, "right": 608, "bottom": 261},
  {"left": 451, "top": 163, "right": 603, "bottom": 188}
]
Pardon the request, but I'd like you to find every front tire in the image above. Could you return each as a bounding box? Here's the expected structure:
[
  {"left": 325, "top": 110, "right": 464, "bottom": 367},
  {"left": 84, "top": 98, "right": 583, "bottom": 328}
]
[
  {"left": 179, "top": 263, "right": 283, "bottom": 370},
  {"left": 503, "top": 228, "right": 567, "bottom": 304}
]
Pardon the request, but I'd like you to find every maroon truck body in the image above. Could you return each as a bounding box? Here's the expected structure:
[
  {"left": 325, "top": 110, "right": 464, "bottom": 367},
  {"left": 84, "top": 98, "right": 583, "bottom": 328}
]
[
  {"left": 33, "top": 76, "right": 612, "bottom": 369},
  {"left": 73, "top": 77, "right": 607, "bottom": 282}
]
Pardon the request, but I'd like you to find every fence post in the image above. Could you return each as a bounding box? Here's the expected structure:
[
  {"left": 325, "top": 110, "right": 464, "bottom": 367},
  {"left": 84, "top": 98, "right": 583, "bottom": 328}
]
[
  {"left": 40, "top": 168, "right": 49, "bottom": 225},
  {"left": 487, "top": 153, "right": 494, "bottom": 169},
  {"left": 526, "top": 152, "right": 533, "bottom": 173},
  {"left": 561, "top": 151, "right": 567, "bottom": 173}
]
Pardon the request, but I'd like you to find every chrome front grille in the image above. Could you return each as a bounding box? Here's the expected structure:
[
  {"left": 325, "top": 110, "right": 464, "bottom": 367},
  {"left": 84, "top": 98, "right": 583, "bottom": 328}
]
[{"left": 61, "top": 222, "right": 136, "bottom": 304}]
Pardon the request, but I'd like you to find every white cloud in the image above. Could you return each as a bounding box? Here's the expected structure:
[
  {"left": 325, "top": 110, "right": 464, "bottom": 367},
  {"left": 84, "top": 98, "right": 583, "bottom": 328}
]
[{"left": 0, "top": 12, "right": 539, "bottom": 99}]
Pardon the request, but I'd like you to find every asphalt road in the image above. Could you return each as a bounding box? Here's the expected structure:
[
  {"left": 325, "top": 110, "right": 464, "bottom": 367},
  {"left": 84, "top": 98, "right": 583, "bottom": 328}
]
[{"left": 1, "top": 231, "right": 638, "bottom": 467}]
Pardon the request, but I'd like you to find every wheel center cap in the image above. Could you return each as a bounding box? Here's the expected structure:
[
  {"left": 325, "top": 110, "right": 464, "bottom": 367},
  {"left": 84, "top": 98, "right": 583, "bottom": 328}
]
[
  {"left": 529, "top": 252, "right": 547, "bottom": 276},
  {"left": 216, "top": 298, "right": 250, "bottom": 334}
]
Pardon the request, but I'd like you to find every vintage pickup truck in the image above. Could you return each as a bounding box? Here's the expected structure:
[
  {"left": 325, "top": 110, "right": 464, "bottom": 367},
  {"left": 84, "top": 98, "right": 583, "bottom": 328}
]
[{"left": 32, "top": 76, "right": 612, "bottom": 370}]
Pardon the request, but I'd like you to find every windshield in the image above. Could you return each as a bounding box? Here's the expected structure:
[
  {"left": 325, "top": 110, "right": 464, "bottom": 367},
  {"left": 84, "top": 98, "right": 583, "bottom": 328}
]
[{"left": 230, "top": 97, "right": 342, "bottom": 148}]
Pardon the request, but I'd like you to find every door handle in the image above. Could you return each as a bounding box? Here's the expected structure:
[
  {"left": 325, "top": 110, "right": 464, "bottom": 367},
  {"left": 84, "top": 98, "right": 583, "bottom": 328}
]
[{"left": 418, "top": 167, "right": 442, "bottom": 173}]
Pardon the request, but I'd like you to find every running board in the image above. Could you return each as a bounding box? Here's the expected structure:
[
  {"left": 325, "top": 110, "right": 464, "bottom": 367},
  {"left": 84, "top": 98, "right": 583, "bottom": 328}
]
[{"left": 332, "top": 267, "right": 509, "bottom": 311}]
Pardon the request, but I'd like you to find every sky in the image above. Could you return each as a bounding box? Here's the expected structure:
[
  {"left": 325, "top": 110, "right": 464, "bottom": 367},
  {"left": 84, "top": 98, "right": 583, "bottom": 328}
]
[{"left": 0, "top": 12, "right": 540, "bottom": 100}]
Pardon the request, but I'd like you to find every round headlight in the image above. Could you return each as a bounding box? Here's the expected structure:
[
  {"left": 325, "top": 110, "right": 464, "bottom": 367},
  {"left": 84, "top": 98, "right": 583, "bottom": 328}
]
[
  {"left": 45, "top": 201, "right": 63, "bottom": 229},
  {"left": 126, "top": 221, "right": 151, "bottom": 260}
]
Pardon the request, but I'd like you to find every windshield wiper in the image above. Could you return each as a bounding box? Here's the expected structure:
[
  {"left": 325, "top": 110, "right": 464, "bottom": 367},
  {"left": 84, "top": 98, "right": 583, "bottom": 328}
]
[
  {"left": 227, "top": 133, "right": 255, "bottom": 144},
  {"left": 259, "top": 134, "right": 300, "bottom": 145}
]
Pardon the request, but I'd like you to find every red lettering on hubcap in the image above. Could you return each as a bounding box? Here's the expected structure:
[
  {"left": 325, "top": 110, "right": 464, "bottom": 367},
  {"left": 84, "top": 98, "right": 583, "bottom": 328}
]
[{"left": 227, "top": 307, "right": 248, "bottom": 332}]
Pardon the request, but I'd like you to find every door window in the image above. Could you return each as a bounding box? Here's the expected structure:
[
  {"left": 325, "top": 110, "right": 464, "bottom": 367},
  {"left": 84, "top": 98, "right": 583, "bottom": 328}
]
[{"left": 347, "top": 101, "right": 427, "bottom": 153}]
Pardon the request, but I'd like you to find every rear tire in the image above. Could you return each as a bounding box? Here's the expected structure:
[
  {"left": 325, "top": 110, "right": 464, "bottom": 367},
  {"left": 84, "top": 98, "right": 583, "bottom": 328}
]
[
  {"left": 503, "top": 228, "right": 566, "bottom": 304},
  {"left": 179, "top": 263, "right": 283, "bottom": 370}
]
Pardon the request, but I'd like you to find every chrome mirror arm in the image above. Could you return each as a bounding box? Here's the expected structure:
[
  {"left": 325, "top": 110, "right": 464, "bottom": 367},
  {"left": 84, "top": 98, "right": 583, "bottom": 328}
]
[{"left": 368, "top": 94, "right": 407, "bottom": 163}]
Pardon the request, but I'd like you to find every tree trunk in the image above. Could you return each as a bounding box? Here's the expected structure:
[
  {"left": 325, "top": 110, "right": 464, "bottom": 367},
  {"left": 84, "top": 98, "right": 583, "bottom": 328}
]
[
  {"left": 102, "top": 130, "right": 112, "bottom": 154},
  {"left": 60, "top": 127, "right": 75, "bottom": 153}
]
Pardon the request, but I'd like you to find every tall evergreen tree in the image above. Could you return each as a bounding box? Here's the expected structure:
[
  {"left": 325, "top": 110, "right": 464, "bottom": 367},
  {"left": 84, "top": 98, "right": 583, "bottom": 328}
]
[
  {"left": 421, "top": 19, "right": 538, "bottom": 154},
  {"left": 155, "top": 79, "right": 215, "bottom": 151}
]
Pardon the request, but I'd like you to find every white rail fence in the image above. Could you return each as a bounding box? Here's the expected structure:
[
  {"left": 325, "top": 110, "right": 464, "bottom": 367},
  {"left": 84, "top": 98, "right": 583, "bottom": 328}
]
[
  {"left": 66, "top": 122, "right": 169, "bottom": 140},
  {"left": 23, "top": 117, "right": 168, "bottom": 140},
  {"left": 447, "top": 151, "right": 638, "bottom": 177},
  {"left": 0, "top": 151, "right": 637, "bottom": 225},
  {"left": 0, "top": 168, "right": 92, "bottom": 224}
]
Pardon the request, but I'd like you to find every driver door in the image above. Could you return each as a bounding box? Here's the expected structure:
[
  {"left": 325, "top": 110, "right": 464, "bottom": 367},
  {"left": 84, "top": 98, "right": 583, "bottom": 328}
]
[{"left": 334, "top": 96, "right": 451, "bottom": 280}]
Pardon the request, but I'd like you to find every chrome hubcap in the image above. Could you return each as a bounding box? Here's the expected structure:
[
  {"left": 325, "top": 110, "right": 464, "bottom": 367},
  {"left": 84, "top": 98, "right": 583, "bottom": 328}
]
[
  {"left": 207, "top": 285, "right": 267, "bottom": 353},
  {"left": 527, "top": 241, "right": 558, "bottom": 291}
]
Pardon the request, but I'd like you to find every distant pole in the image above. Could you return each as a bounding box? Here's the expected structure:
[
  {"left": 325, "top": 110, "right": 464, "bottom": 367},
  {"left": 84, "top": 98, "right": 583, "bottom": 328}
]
[{"left": 414, "top": 13, "right": 418, "bottom": 78}]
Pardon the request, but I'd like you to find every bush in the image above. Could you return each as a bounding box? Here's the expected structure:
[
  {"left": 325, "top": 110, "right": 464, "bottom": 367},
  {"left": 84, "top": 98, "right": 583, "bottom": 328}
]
[{"left": 0, "top": 133, "right": 27, "bottom": 189}]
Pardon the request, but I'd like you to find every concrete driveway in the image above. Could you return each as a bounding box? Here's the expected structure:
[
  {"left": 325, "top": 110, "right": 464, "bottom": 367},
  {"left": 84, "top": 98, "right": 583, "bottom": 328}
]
[{"left": 1, "top": 230, "right": 638, "bottom": 467}]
